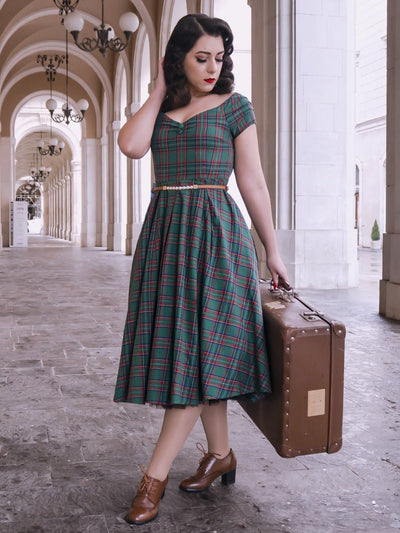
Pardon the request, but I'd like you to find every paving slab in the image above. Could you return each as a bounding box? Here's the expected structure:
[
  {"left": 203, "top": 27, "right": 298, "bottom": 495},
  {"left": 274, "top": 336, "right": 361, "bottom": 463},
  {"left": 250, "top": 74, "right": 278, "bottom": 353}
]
[{"left": 0, "top": 237, "right": 399, "bottom": 532}]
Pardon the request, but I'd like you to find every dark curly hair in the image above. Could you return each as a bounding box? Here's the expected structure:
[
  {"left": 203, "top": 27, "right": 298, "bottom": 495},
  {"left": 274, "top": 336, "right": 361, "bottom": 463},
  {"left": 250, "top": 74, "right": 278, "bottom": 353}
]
[{"left": 161, "top": 14, "right": 234, "bottom": 112}]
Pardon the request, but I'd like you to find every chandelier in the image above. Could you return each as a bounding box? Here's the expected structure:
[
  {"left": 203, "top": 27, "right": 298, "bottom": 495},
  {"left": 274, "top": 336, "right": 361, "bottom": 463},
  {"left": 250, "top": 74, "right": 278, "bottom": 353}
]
[
  {"left": 37, "top": 126, "right": 65, "bottom": 156},
  {"left": 63, "top": 0, "right": 139, "bottom": 57},
  {"left": 37, "top": 138, "right": 64, "bottom": 156},
  {"left": 31, "top": 166, "right": 52, "bottom": 183},
  {"left": 30, "top": 150, "right": 52, "bottom": 182},
  {"left": 45, "top": 31, "right": 89, "bottom": 124},
  {"left": 53, "top": 0, "right": 79, "bottom": 16},
  {"left": 36, "top": 53, "right": 64, "bottom": 82}
]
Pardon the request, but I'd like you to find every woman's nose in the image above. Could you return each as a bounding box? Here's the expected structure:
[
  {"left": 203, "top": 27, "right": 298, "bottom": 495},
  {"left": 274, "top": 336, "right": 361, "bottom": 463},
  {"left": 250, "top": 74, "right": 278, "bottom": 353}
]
[{"left": 207, "top": 60, "right": 217, "bottom": 73}]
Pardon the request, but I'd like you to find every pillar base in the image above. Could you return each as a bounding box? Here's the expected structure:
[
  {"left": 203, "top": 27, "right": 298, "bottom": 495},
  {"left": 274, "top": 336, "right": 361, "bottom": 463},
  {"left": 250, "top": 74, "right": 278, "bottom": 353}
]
[
  {"left": 380, "top": 280, "right": 400, "bottom": 320},
  {"left": 129, "top": 222, "right": 143, "bottom": 256},
  {"left": 71, "top": 233, "right": 81, "bottom": 246}
]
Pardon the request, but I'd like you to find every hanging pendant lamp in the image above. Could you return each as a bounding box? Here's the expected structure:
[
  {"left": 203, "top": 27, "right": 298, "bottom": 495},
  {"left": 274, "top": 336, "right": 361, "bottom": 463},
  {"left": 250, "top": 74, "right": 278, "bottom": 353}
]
[
  {"left": 63, "top": 0, "right": 139, "bottom": 57},
  {"left": 45, "top": 31, "right": 89, "bottom": 124}
]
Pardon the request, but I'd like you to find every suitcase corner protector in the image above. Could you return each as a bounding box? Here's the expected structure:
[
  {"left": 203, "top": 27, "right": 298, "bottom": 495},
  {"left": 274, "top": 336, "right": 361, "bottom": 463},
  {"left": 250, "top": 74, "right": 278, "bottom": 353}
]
[{"left": 327, "top": 439, "right": 343, "bottom": 454}]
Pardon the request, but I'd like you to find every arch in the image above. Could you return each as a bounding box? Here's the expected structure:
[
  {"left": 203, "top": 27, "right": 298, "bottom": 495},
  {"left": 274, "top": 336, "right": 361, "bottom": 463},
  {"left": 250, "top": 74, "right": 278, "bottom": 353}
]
[
  {"left": 0, "top": 8, "right": 57, "bottom": 57},
  {"left": 0, "top": 8, "right": 107, "bottom": 58},
  {"left": 114, "top": 58, "right": 129, "bottom": 252},
  {"left": 11, "top": 91, "right": 82, "bottom": 162},
  {"left": 129, "top": 0, "right": 158, "bottom": 87},
  {"left": 114, "top": 55, "right": 130, "bottom": 121},
  {"left": 159, "top": 0, "right": 175, "bottom": 56},
  {"left": 0, "top": 41, "right": 112, "bottom": 124},
  {"left": 132, "top": 23, "right": 149, "bottom": 103},
  {"left": 0, "top": 67, "right": 101, "bottom": 137}
]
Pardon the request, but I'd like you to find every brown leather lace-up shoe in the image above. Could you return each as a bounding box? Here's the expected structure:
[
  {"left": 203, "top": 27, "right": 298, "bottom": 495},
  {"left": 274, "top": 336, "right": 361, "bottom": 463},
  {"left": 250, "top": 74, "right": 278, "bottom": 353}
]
[
  {"left": 124, "top": 467, "right": 168, "bottom": 525},
  {"left": 179, "top": 442, "right": 237, "bottom": 493}
]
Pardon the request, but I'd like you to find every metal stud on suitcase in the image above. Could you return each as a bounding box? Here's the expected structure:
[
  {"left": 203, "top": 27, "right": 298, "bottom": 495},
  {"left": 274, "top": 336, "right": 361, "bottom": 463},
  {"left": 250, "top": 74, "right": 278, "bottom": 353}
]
[{"left": 238, "top": 280, "right": 345, "bottom": 458}]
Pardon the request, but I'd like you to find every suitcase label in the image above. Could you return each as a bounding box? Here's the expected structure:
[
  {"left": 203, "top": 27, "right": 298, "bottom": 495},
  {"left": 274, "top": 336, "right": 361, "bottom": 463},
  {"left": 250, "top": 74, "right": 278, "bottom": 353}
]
[
  {"left": 265, "top": 301, "right": 286, "bottom": 310},
  {"left": 307, "top": 389, "right": 326, "bottom": 417}
]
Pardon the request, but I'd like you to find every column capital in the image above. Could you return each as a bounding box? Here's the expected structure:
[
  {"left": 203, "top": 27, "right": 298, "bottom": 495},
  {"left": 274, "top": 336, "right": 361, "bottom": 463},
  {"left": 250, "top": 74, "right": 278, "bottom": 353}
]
[
  {"left": 81, "top": 137, "right": 99, "bottom": 147},
  {"left": 108, "top": 121, "right": 121, "bottom": 133},
  {"left": 126, "top": 102, "right": 140, "bottom": 118},
  {"left": 70, "top": 160, "right": 81, "bottom": 172}
]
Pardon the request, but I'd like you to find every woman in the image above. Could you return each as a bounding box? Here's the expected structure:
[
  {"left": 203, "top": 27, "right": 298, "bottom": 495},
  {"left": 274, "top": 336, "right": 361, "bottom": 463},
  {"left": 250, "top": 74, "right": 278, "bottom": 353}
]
[{"left": 114, "top": 13, "right": 288, "bottom": 526}]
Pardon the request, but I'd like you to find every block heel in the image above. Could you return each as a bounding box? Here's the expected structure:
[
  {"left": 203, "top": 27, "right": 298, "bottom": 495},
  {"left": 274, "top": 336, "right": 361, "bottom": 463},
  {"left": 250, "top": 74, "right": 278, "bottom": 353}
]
[
  {"left": 221, "top": 468, "right": 236, "bottom": 486},
  {"left": 180, "top": 444, "right": 238, "bottom": 492}
]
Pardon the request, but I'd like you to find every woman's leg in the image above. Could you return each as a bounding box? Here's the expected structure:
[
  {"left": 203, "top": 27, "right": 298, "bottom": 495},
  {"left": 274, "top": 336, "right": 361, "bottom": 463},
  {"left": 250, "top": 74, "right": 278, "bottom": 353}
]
[
  {"left": 178, "top": 401, "right": 235, "bottom": 492},
  {"left": 200, "top": 401, "right": 231, "bottom": 457},
  {"left": 146, "top": 404, "right": 203, "bottom": 481}
]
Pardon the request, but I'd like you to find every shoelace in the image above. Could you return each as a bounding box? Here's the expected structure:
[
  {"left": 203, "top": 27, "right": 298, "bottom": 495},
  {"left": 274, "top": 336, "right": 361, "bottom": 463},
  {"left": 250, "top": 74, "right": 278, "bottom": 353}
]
[
  {"left": 195, "top": 442, "right": 223, "bottom": 474},
  {"left": 138, "top": 464, "right": 155, "bottom": 496}
]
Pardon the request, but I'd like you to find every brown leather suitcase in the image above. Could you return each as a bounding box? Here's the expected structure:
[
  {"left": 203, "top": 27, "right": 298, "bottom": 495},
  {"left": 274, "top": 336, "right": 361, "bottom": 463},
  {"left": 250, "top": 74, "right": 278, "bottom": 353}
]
[{"left": 238, "top": 280, "right": 345, "bottom": 458}]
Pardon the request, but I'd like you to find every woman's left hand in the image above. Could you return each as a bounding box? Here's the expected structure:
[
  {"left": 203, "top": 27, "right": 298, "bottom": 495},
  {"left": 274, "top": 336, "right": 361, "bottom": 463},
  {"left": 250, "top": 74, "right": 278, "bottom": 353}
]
[{"left": 267, "top": 252, "right": 289, "bottom": 289}]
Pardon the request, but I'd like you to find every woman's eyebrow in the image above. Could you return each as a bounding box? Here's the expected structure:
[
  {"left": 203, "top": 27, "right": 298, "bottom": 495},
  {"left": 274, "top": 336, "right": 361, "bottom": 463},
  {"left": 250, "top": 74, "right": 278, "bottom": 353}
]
[{"left": 195, "top": 50, "right": 225, "bottom": 55}]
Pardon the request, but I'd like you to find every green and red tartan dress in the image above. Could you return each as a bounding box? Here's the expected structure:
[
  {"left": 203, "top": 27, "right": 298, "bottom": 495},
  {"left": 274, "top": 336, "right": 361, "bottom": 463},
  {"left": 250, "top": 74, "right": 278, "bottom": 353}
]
[{"left": 114, "top": 92, "right": 271, "bottom": 407}]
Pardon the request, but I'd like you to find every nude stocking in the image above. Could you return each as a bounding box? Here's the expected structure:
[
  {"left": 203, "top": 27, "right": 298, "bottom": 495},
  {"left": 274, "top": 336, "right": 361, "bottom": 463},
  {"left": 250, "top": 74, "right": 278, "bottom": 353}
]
[
  {"left": 146, "top": 404, "right": 203, "bottom": 481},
  {"left": 200, "top": 401, "right": 231, "bottom": 458}
]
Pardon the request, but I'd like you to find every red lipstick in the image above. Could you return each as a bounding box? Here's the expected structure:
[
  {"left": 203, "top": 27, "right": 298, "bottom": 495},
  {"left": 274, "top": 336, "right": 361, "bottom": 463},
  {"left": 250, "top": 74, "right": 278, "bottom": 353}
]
[{"left": 204, "top": 78, "right": 215, "bottom": 83}]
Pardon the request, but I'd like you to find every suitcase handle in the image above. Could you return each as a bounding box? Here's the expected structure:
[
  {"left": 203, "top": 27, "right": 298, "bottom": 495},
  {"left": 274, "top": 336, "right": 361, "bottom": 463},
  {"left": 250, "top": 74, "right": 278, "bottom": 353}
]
[
  {"left": 277, "top": 276, "right": 292, "bottom": 292},
  {"left": 260, "top": 278, "right": 295, "bottom": 302}
]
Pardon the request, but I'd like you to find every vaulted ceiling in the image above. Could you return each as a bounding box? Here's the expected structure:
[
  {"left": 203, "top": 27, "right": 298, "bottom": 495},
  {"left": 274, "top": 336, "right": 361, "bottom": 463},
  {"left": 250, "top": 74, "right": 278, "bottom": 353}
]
[{"left": 0, "top": 0, "right": 163, "bottom": 183}]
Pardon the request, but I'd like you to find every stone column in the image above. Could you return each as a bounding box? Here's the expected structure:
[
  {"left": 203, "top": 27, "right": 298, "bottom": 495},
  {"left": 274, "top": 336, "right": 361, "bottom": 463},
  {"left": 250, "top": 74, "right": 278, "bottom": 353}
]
[
  {"left": 55, "top": 182, "right": 60, "bottom": 238},
  {"left": 42, "top": 183, "right": 49, "bottom": 235},
  {"left": 50, "top": 183, "right": 55, "bottom": 236},
  {"left": 125, "top": 152, "right": 133, "bottom": 256},
  {"left": 51, "top": 183, "right": 56, "bottom": 236},
  {"left": 380, "top": 0, "right": 400, "bottom": 320},
  {"left": 58, "top": 181, "right": 62, "bottom": 238},
  {"left": 124, "top": 102, "right": 141, "bottom": 256},
  {"left": 95, "top": 140, "right": 103, "bottom": 247},
  {"left": 248, "top": 0, "right": 358, "bottom": 288},
  {"left": 248, "top": 0, "right": 279, "bottom": 278},
  {"left": 65, "top": 175, "right": 71, "bottom": 240},
  {"left": 63, "top": 177, "right": 68, "bottom": 239},
  {"left": 0, "top": 136, "right": 13, "bottom": 247},
  {"left": 70, "top": 160, "right": 82, "bottom": 245},
  {"left": 48, "top": 184, "right": 53, "bottom": 236},
  {"left": 61, "top": 178, "right": 66, "bottom": 239},
  {"left": 81, "top": 138, "right": 101, "bottom": 247},
  {"left": 106, "top": 121, "right": 120, "bottom": 251},
  {"left": 101, "top": 135, "right": 108, "bottom": 247}
]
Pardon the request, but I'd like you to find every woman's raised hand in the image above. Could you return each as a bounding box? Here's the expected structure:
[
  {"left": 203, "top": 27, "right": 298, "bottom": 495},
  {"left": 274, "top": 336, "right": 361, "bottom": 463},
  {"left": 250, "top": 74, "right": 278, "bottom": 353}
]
[{"left": 154, "top": 57, "right": 167, "bottom": 97}]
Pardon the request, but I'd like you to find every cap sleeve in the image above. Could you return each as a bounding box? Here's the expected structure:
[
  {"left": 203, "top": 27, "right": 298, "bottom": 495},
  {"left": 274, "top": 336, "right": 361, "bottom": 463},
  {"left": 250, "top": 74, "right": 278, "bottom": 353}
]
[{"left": 226, "top": 93, "right": 256, "bottom": 138}]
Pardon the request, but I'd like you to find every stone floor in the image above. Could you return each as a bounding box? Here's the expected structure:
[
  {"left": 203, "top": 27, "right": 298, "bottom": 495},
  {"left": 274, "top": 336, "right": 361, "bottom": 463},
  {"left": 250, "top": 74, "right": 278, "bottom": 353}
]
[{"left": 0, "top": 236, "right": 399, "bottom": 533}]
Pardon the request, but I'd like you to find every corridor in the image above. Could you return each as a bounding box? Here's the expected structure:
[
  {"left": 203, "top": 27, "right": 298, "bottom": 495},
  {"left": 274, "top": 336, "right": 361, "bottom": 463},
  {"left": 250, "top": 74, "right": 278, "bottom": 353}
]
[{"left": 0, "top": 238, "right": 399, "bottom": 532}]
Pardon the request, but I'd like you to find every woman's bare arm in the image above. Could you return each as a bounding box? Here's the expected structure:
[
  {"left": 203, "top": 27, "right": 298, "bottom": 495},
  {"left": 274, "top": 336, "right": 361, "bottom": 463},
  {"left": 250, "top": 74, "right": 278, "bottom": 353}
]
[
  {"left": 234, "top": 124, "right": 289, "bottom": 286},
  {"left": 118, "top": 60, "right": 166, "bottom": 159}
]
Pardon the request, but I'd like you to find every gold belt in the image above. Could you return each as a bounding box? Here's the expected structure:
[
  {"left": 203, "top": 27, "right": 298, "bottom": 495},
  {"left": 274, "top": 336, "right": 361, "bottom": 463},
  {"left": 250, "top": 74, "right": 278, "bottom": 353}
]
[{"left": 152, "top": 184, "right": 228, "bottom": 191}]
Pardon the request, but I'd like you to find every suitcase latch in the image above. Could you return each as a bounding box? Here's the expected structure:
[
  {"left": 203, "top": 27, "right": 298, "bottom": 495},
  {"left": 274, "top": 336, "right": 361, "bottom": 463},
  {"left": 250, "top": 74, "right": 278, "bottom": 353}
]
[{"left": 301, "top": 311, "right": 325, "bottom": 322}]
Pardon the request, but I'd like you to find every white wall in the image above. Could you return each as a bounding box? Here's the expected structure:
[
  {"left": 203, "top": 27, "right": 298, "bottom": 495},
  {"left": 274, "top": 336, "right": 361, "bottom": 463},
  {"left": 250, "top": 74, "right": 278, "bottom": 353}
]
[
  {"left": 355, "top": 0, "right": 387, "bottom": 247},
  {"left": 355, "top": 0, "right": 387, "bottom": 123}
]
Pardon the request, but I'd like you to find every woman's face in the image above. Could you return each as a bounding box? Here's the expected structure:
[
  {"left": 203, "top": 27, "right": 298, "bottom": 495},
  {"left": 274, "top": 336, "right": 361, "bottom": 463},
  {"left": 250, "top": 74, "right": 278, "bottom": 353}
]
[{"left": 182, "top": 34, "right": 225, "bottom": 97}]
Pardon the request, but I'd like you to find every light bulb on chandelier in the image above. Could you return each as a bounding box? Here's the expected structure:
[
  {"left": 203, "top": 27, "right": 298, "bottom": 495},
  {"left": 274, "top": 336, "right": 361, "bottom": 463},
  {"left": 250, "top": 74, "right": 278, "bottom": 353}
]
[
  {"left": 44, "top": 30, "right": 89, "bottom": 124},
  {"left": 64, "top": 0, "right": 139, "bottom": 56}
]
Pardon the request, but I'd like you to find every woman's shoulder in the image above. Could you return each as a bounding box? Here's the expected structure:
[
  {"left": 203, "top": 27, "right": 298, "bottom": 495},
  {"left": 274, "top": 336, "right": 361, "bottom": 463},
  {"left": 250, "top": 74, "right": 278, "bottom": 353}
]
[
  {"left": 223, "top": 92, "right": 252, "bottom": 107},
  {"left": 224, "top": 93, "right": 256, "bottom": 137},
  {"left": 223, "top": 92, "right": 254, "bottom": 117}
]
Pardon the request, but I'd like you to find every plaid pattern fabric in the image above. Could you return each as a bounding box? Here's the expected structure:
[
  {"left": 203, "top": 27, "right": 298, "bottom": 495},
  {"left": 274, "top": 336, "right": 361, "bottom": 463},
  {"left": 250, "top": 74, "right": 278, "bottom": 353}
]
[{"left": 114, "top": 93, "right": 271, "bottom": 406}]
